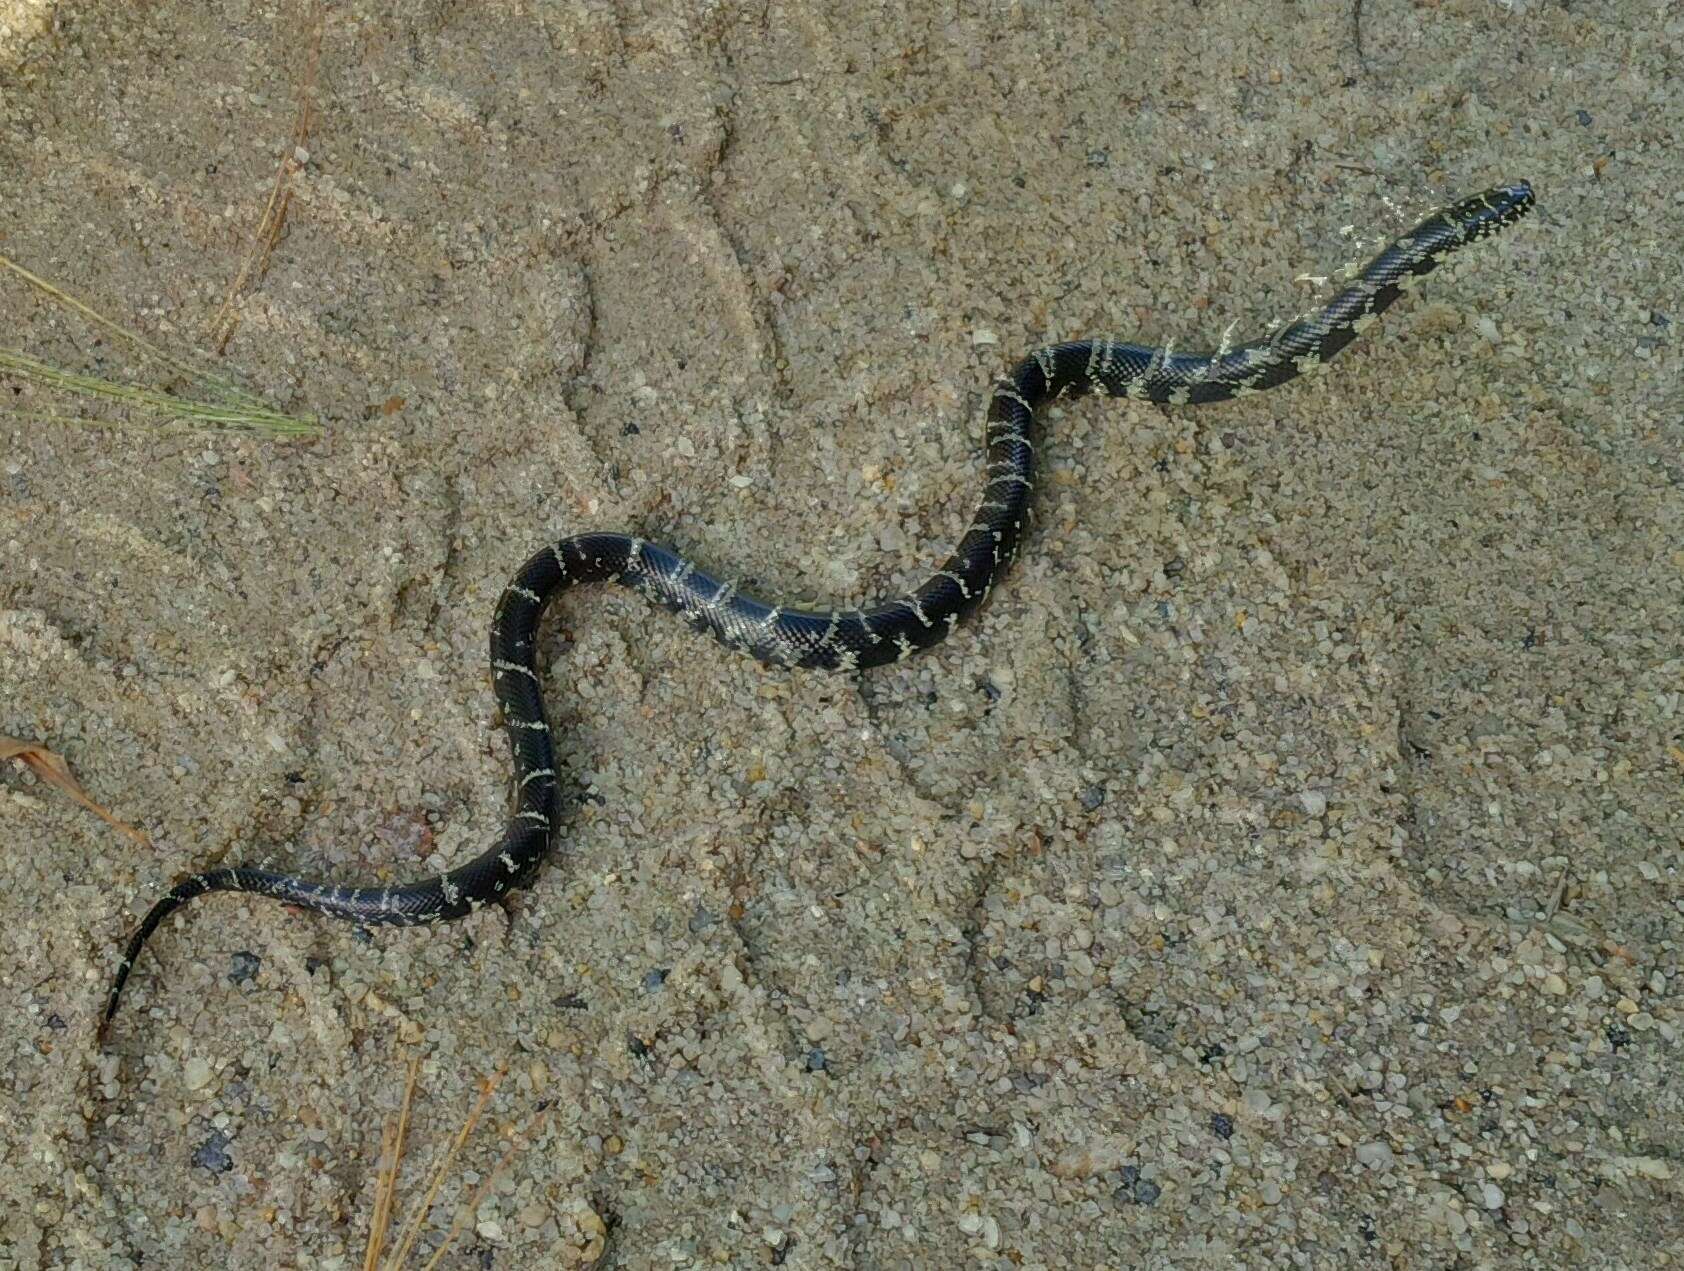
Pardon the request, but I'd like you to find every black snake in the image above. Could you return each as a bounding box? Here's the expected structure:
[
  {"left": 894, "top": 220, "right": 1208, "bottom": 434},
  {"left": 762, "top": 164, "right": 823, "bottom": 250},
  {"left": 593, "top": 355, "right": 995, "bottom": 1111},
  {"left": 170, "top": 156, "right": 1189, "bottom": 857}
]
[{"left": 100, "top": 181, "right": 1534, "bottom": 1038}]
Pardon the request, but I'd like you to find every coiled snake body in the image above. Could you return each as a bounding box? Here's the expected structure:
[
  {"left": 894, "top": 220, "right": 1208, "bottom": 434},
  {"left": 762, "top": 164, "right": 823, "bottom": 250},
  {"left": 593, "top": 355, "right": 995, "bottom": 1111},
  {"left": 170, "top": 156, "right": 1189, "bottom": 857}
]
[{"left": 101, "top": 182, "right": 1534, "bottom": 1037}]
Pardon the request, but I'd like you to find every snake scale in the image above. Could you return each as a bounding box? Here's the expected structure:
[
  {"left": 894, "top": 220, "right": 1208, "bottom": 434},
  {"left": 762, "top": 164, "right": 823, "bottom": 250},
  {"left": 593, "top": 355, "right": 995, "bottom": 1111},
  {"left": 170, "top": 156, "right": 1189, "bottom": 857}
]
[{"left": 100, "top": 181, "right": 1534, "bottom": 1039}]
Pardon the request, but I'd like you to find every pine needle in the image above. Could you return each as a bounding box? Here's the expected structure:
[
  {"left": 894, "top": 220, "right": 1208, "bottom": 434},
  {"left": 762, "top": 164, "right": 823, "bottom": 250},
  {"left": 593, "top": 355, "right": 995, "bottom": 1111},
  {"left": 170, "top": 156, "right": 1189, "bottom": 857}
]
[
  {"left": 0, "top": 254, "right": 256, "bottom": 408},
  {"left": 382, "top": 1064, "right": 508, "bottom": 1269},
  {"left": 0, "top": 256, "right": 320, "bottom": 439},
  {"left": 0, "top": 348, "right": 319, "bottom": 437},
  {"left": 420, "top": 1101, "right": 556, "bottom": 1271},
  {"left": 209, "top": 0, "right": 326, "bottom": 353},
  {"left": 359, "top": 1049, "right": 564, "bottom": 1267},
  {"left": 363, "top": 1053, "right": 422, "bottom": 1271}
]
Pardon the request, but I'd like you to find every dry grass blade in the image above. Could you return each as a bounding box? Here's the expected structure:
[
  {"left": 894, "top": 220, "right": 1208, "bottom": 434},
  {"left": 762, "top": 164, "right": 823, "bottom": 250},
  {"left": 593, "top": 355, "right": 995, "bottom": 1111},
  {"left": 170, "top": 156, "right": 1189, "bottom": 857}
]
[
  {"left": 364, "top": 1053, "right": 422, "bottom": 1271},
  {"left": 420, "top": 1101, "right": 556, "bottom": 1271},
  {"left": 366, "top": 1120, "right": 399, "bottom": 1268},
  {"left": 0, "top": 348, "right": 320, "bottom": 437},
  {"left": 0, "top": 254, "right": 254, "bottom": 408},
  {"left": 1, "top": 735, "right": 151, "bottom": 847},
  {"left": 361, "top": 1055, "right": 561, "bottom": 1268},
  {"left": 382, "top": 1064, "right": 508, "bottom": 1270},
  {"left": 0, "top": 256, "right": 321, "bottom": 439},
  {"left": 209, "top": 0, "right": 325, "bottom": 354}
]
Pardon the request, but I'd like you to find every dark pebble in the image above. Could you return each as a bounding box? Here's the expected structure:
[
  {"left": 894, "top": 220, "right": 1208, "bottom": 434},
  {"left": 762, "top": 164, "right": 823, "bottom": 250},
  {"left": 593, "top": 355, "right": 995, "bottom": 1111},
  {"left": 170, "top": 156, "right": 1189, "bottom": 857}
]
[
  {"left": 643, "top": 968, "right": 670, "bottom": 992},
  {"left": 688, "top": 906, "right": 717, "bottom": 934},
  {"left": 1112, "top": 1164, "right": 1161, "bottom": 1206},
  {"left": 1080, "top": 785, "right": 1106, "bottom": 811},
  {"left": 228, "top": 951, "right": 262, "bottom": 985},
  {"left": 805, "top": 1048, "right": 827, "bottom": 1072},
  {"left": 1576, "top": 109, "right": 1593, "bottom": 125},
  {"left": 192, "top": 1132, "right": 234, "bottom": 1174},
  {"left": 1211, "top": 1112, "right": 1234, "bottom": 1139}
]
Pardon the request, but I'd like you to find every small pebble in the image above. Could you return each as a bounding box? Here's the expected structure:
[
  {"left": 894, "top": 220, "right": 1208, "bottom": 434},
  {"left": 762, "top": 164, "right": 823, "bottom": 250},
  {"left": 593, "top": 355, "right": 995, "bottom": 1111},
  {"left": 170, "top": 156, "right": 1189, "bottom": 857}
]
[
  {"left": 1355, "top": 1141, "right": 1394, "bottom": 1170},
  {"left": 688, "top": 906, "right": 717, "bottom": 934},
  {"left": 227, "top": 951, "right": 262, "bottom": 986},
  {"left": 192, "top": 1132, "right": 234, "bottom": 1174}
]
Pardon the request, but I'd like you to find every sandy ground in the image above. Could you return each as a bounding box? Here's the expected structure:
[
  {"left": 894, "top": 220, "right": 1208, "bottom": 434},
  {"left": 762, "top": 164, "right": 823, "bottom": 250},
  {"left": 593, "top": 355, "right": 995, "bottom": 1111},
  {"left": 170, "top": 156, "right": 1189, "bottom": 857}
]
[{"left": 1, "top": 1, "right": 1680, "bottom": 1266}]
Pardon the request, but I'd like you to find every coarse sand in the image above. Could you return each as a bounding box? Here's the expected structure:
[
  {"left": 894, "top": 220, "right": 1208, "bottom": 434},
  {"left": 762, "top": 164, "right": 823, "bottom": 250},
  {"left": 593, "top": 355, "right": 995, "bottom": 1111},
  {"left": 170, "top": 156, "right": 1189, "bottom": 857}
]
[{"left": 2, "top": 2, "right": 1680, "bottom": 1266}]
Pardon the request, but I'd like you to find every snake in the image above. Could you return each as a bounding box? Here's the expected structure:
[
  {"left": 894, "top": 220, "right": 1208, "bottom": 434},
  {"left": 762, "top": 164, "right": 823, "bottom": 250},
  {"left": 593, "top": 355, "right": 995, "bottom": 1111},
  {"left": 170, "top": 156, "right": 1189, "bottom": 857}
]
[{"left": 98, "top": 181, "right": 1534, "bottom": 1039}]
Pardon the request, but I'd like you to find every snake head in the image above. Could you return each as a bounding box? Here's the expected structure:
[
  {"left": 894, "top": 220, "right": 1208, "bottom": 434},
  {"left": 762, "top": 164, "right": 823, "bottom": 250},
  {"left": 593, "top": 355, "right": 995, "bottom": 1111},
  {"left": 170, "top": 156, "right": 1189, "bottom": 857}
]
[{"left": 1452, "top": 182, "right": 1535, "bottom": 240}]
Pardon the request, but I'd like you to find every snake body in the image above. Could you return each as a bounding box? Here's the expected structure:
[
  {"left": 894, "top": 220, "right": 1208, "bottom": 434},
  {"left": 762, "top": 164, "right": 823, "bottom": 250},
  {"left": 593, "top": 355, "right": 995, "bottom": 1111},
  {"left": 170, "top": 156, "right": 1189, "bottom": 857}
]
[{"left": 100, "top": 181, "right": 1533, "bottom": 1037}]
